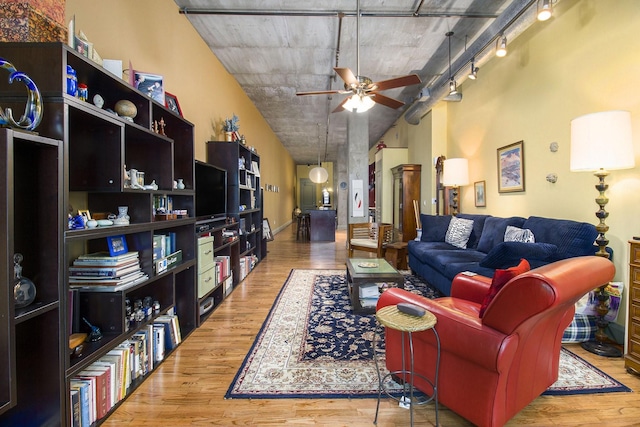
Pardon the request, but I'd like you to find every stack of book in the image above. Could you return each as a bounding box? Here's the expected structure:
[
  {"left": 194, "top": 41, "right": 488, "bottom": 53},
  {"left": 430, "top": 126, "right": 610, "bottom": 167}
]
[{"left": 69, "top": 252, "right": 148, "bottom": 292}]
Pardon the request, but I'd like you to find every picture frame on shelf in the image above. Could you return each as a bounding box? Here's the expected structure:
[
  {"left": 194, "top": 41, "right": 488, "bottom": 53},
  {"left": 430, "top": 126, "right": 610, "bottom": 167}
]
[
  {"left": 474, "top": 180, "right": 486, "bottom": 207},
  {"left": 107, "top": 235, "right": 128, "bottom": 256},
  {"left": 165, "top": 92, "right": 182, "bottom": 116},
  {"left": 78, "top": 209, "right": 91, "bottom": 221},
  {"left": 497, "top": 140, "right": 525, "bottom": 193},
  {"left": 132, "top": 70, "right": 165, "bottom": 104}
]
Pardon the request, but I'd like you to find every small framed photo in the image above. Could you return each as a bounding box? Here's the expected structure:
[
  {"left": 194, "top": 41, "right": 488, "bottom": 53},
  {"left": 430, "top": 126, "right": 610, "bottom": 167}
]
[
  {"left": 263, "top": 218, "right": 274, "bottom": 241},
  {"left": 132, "top": 70, "right": 165, "bottom": 104},
  {"left": 497, "top": 141, "right": 525, "bottom": 193},
  {"left": 107, "top": 235, "right": 128, "bottom": 256},
  {"left": 474, "top": 181, "right": 486, "bottom": 207},
  {"left": 78, "top": 209, "right": 91, "bottom": 221},
  {"left": 165, "top": 92, "right": 182, "bottom": 117}
]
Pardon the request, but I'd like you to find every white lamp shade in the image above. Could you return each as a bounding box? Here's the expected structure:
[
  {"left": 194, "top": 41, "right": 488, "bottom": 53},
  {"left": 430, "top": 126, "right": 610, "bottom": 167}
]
[
  {"left": 570, "top": 110, "right": 635, "bottom": 171},
  {"left": 343, "top": 94, "right": 375, "bottom": 113},
  {"left": 442, "top": 158, "right": 469, "bottom": 186},
  {"left": 309, "top": 166, "right": 329, "bottom": 183}
]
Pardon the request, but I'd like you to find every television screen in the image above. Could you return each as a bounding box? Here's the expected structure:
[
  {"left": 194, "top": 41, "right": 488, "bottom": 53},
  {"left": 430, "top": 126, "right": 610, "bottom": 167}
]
[{"left": 195, "top": 160, "right": 227, "bottom": 220}]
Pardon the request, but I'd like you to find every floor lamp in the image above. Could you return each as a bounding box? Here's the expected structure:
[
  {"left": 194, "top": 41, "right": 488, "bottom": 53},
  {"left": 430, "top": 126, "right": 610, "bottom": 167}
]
[
  {"left": 442, "top": 158, "right": 469, "bottom": 216},
  {"left": 570, "top": 110, "right": 635, "bottom": 357}
]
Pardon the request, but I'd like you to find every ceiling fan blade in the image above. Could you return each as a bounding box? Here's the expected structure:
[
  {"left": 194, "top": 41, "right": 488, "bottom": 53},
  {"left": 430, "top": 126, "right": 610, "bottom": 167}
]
[
  {"left": 371, "top": 92, "right": 405, "bottom": 109},
  {"left": 334, "top": 67, "right": 358, "bottom": 87},
  {"left": 296, "top": 90, "right": 342, "bottom": 96},
  {"left": 331, "top": 97, "right": 349, "bottom": 113},
  {"left": 370, "top": 74, "right": 421, "bottom": 91}
]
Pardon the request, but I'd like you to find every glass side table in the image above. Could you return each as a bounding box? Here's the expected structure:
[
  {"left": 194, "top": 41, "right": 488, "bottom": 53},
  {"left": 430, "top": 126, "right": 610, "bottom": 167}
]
[{"left": 373, "top": 304, "right": 440, "bottom": 427}]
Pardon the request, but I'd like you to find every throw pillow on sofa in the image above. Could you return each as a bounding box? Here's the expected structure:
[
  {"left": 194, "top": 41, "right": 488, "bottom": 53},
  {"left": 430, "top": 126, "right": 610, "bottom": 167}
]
[
  {"left": 420, "top": 214, "right": 452, "bottom": 242},
  {"left": 479, "top": 259, "right": 530, "bottom": 317},
  {"left": 476, "top": 216, "right": 527, "bottom": 253},
  {"left": 444, "top": 216, "right": 474, "bottom": 249},
  {"left": 479, "top": 241, "right": 558, "bottom": 269},
  {"left": 504, "top": 225, "right": 535, "bottom": 242}
]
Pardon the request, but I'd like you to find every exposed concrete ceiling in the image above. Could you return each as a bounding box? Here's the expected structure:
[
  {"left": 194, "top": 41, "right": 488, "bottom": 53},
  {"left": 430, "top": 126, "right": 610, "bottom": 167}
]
[{"left": 174, "top": 0, "right": 540, "bottom": 164}]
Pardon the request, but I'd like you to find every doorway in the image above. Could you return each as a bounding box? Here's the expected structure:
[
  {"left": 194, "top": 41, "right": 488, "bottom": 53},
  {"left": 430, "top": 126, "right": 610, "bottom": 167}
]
[{"left": 300, "top": 178, "right": 317, "bottom": 212}]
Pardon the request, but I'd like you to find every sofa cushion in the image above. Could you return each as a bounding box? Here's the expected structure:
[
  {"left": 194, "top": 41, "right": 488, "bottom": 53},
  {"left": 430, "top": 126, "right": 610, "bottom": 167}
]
[
  {"left": 504, "top": 225, "right": 535, "bottom": 243},
  {"left": 420, "top": 214, "right": 452, "bottom": 242},
  {"left": 457, "top": 214, "right": 491, "bottom": 249},
  {"left": 479, "top": 242, "right": 558, "bottom": 269},
  {"left": 479, "top": 259, "right": 530, "bottom": 318},
  {"left": 522, "top": 216, "right": 598, "bottom": 259},
  {"left": 445, "top": 216, "right": 474, "bottom": 249},
  {"left": 428, "top": 249, "right": 487, "bottom": 274},
  {"left": 477, "top": 216, "right": 527, "bottom": 253}
]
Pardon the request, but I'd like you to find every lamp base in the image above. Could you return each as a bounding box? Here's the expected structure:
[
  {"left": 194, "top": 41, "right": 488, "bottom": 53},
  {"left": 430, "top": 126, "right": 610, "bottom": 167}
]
[{"left": 581, "top": 340, "right": 622, "bottom": 358}]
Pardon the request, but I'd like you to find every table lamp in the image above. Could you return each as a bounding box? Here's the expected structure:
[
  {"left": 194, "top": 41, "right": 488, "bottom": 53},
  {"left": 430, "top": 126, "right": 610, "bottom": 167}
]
[
  {"left": 570, "top": 110, "right": 635, "bottom": 357},
  {"left": 442, "top": 158, "right": 469, "bottom": 215}
]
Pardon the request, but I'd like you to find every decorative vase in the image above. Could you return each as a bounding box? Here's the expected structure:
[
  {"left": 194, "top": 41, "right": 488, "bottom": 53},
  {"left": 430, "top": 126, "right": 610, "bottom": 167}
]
[
  {"left": 114, "top": 206, "right": 130, "bottom": 225},
  {"left": 177, "top": 178, "right": 185, "bottom": 190},
  {"left": 225, "top": 131, "right": 233, "bottom": 142},
  {"left": 13, "top": 253, "right": 36, "bottom": 308}
]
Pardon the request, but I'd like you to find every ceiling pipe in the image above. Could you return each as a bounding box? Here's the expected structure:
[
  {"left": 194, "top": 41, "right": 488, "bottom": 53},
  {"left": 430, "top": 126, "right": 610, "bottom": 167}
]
[
  {"left": 404, "top": 0, "right": 537, "bottom": 125},
  {"left": 178, "top": 9, "right": 499, "bottom": 19}
]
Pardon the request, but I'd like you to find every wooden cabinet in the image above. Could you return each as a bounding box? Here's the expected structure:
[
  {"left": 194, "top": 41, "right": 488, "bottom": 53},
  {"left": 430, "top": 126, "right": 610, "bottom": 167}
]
[
  {"left": 391, "top": 164, "right": 421, "bottom": 242},
  {"left": 207, "top": 140, "right": 264, "bottom": 286},
  {"left": 0, "top": 42, "right": 197, "bottom": 425},
  {"left": 0, "top": 129, "right": 63, "bottom": 424},
  {"left": 626, "top": 239, "right": 640, "bottom": 374},
  {"left": 374, "top": 148, "right": 407, "bottom": 224}
]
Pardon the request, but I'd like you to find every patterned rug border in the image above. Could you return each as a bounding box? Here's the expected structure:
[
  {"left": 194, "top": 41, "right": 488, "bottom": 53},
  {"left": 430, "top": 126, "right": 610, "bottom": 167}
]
[{"left": 225, "top": 269, "right": 631, "bottom": 399}]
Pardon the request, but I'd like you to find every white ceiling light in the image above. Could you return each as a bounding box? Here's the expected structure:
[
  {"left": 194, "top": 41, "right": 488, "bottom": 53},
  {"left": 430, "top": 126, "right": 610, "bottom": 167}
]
[
  {"left": 343, "top": 93, "right": 375, "bottom": 113},
  {"left": 309, "top": 123, "right": 329, "bottom": 183},
  {"left": 496, "top": 35, "right": 508, "bottom": 57}
]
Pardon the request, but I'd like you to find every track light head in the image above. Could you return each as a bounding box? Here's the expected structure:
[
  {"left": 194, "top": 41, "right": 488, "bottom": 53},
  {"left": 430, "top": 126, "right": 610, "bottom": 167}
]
[
  {"left": 496, "top": 35, "right": 508, "bottom": 57},
  {"left": 468, "top": 60, "right": 479, "bottom": 80},
  {"left": 537, "top": 0, "right": 553, "bottom": 21},
  {"left": 448, "top": 78, "right": 458, "bottom": 95}
]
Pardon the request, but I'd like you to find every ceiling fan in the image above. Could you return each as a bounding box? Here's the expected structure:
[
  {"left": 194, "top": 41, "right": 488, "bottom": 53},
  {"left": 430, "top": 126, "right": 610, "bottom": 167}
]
[{"left": 296, "top": 0, "right": 421, "bottom": 113}]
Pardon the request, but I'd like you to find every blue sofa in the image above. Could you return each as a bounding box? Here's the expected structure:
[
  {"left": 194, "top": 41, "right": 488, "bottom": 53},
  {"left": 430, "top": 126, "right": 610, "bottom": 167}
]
[{"left": 408, "top": 213, "right": 602, "bottom": 296}]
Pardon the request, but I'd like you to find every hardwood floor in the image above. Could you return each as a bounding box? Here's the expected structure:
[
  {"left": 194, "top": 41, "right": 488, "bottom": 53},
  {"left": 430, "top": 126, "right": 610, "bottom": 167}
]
[{"left": 104, "top": 224, "right": 640, "bottom": 426}]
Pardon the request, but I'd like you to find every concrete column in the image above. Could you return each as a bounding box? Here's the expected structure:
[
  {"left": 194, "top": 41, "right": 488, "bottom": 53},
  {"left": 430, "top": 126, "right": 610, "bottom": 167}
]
[
  {"left": 347, "top": 113, "right": 369, "bottom": 225},
  {"left": 336, "top": 142, "right": 349, "bottom": 230}
]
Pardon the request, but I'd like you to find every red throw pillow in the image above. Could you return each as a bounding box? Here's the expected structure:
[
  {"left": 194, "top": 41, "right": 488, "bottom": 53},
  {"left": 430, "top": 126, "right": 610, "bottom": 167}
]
[{"left": 479, "top": 258, "right": 530, "bottom": 318}]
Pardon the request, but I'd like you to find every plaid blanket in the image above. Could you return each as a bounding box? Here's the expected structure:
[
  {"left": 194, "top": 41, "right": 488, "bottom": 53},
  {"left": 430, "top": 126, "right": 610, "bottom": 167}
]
[{"left": 562, "top": 313, "right": 597, "bottom": 343}]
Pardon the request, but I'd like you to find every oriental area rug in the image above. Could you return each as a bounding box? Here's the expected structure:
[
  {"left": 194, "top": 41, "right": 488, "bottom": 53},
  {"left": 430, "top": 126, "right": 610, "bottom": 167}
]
[{"left": 225, "top": 269, "right": 630, "bottom": 399}]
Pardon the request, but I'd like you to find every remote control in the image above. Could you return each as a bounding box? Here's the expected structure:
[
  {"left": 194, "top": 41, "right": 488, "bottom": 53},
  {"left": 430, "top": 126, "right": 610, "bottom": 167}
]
[{"left": 397, "top": 302, "right": 426, "bottom": 317}]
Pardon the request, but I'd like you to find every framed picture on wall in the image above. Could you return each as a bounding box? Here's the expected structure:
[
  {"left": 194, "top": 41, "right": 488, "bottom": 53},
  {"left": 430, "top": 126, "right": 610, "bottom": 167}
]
[
  {"left": 132, "top": 70, "right": 165, "bottom": 104},
  {"left": 474, "top": 181, "right": 486, "bottom": 207},
  {"left": 497, "top": 141, "right": 525, "bottom": 193}
]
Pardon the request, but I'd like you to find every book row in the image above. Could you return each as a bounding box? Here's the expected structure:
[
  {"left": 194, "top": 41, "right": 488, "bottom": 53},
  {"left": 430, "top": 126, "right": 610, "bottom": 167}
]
[{"left": 69, "top": 314, "right": 182, "bottom": 427}]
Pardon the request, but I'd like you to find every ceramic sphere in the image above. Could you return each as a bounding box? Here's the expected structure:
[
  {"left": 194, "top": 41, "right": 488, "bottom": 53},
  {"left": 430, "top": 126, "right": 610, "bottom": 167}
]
[{"left": 115, "top": 100, "right": 137, "bottom": 119}]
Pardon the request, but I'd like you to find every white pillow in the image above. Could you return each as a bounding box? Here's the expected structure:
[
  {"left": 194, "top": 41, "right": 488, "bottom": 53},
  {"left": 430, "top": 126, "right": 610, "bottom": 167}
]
[
  {"left": 504, "top": 225, "right": 535, "bottom": 243},
  {"left": 445, "top": 216, "right": 474, "bottom": 249}
]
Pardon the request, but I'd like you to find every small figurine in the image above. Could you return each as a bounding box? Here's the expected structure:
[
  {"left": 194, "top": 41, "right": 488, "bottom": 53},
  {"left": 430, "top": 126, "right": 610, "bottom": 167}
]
[
  {"left": 82, "top": 317, "right": 103, "bottom": 342},
  {"left": 158, "top": 117, "right": 166, "bottom": 136}
]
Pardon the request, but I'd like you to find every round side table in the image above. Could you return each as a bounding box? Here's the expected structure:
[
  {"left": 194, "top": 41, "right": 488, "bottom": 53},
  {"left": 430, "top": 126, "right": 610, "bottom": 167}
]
[{"left": 373, "top": 304, "right": 440, "bottom": 427}]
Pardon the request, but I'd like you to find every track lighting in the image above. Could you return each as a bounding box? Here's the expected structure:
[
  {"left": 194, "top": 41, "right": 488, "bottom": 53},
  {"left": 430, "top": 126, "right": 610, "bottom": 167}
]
[
  {"left": 448, "top": 78, "right": 458, "bottom": 95},
  {"left": 537, "top": 0, "right": 553, "bottom": 21},
  {"left": 496, "top": 35, "right": 507, "bottom": 57},
  {"left": 468, "top": 59, "right": 479, "bottom": 80}
]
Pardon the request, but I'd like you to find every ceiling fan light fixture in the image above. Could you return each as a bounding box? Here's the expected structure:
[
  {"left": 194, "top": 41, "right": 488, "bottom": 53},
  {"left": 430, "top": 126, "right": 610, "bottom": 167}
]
[
  {"left": 496, "top": 35, "right": 508, "bottom": 57},
  {"left": 344, "top": 93, "right": 375, "bottom": 113},
  {"left": 537, "top": 0, "right": 553, "bottom": 21}
]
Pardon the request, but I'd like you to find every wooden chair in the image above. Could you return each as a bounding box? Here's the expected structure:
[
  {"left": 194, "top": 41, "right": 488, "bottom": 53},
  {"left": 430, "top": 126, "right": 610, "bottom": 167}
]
[{"left": 348, "top": 222, "right": 393, "bottom": 258}]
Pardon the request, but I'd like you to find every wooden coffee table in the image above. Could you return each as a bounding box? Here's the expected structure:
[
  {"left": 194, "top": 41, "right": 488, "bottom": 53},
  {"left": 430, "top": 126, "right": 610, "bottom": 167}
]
[{"left": 345, "top": 258, "right": 404, "bottom": 314}]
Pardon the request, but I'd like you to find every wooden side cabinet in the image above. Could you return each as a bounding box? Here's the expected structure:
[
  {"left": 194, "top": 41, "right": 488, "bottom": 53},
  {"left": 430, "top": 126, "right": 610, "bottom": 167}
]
[
  {"left": 626, "top": 239, "right": 640, "bottom": 374},
  {"left": 391, "top": 164, "right": 421, "bottom": 242}
]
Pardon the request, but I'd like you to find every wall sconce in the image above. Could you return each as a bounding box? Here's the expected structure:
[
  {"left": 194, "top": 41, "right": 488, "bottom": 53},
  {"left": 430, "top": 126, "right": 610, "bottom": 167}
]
[
  {"left": 496, "top": 35, "right": 508, "bottom": 57},
  {"left": 546, "top": 173, "right": 558, "bottom": 183}
]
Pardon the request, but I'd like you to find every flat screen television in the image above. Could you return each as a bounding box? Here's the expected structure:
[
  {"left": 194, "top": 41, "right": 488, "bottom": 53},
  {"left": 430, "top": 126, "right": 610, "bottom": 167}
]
[{"left": 195, "top": 160, "right": 227, "bottom": 221}]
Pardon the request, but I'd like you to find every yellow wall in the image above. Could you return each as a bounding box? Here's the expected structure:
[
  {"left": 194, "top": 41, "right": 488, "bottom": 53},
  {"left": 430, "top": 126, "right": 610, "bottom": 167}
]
[
  {"left": 295, "top": 163, "right": 335, "bottom": 209},
  {"left": 65, "top": 0, "right": 296, "bottom": 230},
  {"left": 428, "top": 0, "right": 640, "bottom": 326}
]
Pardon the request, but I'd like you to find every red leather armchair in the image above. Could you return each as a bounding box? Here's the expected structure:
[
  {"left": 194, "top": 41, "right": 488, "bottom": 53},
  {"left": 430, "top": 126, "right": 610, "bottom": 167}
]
[{"left": 377, "top": 256, "right": 615, "bottom": 427}]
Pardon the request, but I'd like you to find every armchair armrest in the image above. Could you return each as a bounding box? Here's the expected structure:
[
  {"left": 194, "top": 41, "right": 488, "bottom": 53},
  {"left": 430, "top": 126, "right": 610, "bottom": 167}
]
[
  {"left": 450, "top": 273, "right": 492, "bottom": 304},
  {"left": 377, "top": 288, "right": 517, "bottom": 372}
]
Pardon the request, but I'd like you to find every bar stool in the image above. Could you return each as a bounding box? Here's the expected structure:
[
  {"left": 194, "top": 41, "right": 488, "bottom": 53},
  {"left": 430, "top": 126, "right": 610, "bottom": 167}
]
[
  {"left": 296, "top": 213, "right": 310, "bottom": 241},
  {"left": 373, "top": 305, "right": 440, "bottom": 427}
]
